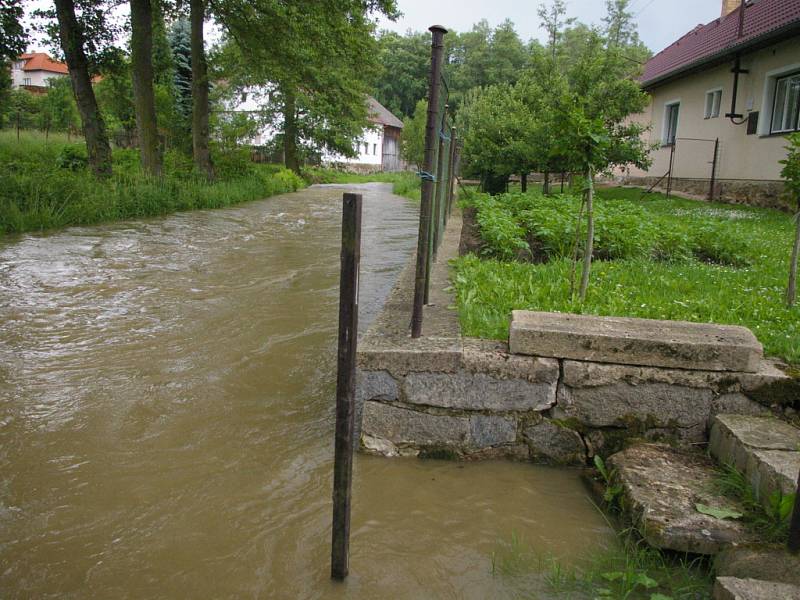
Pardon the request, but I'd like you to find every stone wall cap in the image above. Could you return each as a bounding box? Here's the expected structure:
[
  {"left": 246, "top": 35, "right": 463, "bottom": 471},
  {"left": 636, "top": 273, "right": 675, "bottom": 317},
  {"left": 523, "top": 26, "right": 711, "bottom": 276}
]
[{"left": 509, "top": 311, "right": 763, "bottom": 372}]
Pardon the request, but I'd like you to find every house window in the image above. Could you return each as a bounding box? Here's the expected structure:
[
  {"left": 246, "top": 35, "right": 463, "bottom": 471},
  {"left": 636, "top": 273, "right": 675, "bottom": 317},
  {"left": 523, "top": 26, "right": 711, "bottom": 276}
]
[
  {"left": 663, "top": 102, "right": 680, "bottom": 145},
  {"left": 23, "top": 77, "right": 31, "bottom": 86},
  {"left": 363, "top": 142, "right": 369, "bottom": 154},
  {"left": 704, "top": 89, "right": 722, "bottom": 119},
  {"left": 373, "top": 143, "right": 377, "bottom": 155},
  {"left": 770, "top": 72, "right": 800, "bottom": 134}
]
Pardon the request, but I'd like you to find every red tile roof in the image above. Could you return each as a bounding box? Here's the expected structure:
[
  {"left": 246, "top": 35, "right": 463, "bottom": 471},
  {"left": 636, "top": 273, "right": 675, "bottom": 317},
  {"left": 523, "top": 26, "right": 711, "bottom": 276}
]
[
  {"left": 19, "top": 53, "right": 69, "bottom": 74},
  {"left": 641, "top": 0, "right": 800, "bottom": 88},
  {"left": 367, "top": 96, "right": 404, "bottom": 129}
]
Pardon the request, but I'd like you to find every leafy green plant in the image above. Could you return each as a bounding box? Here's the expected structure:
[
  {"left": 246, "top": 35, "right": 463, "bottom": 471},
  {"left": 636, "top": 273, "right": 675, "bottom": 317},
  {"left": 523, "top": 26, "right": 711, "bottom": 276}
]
[
  {"left": 489, "top": 528, "right": 711, "bottom": 599},
  {"left": 55, "top": 145, "right": 89, "bottom": 171},
  {"left": 694, "top": 503, "right": 742, "bottom": 520},
  {"left": 713, "top": 463, "right": 796, "bottom": 542},
  {"left": 595, "top": 455, "right": 624, "bottom": 506},
  {"left": 780, "top": 132, "right": 800, "bottom": 306}
]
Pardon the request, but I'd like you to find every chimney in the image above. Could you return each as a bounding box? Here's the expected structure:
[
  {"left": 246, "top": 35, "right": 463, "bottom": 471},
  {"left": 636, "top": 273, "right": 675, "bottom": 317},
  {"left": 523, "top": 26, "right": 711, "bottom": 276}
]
[{"left": 721, "top": 0, "right": 741, "bottom": 18}]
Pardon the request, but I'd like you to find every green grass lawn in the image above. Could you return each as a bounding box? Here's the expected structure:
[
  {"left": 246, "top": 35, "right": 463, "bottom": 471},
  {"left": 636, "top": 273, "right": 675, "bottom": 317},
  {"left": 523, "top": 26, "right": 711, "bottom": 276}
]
[
  {"left": 454, "top": 187, "right": 800, "bottom": 364},
  {"left": 0, "top": 130, "right": 305, "bottom": 235}
]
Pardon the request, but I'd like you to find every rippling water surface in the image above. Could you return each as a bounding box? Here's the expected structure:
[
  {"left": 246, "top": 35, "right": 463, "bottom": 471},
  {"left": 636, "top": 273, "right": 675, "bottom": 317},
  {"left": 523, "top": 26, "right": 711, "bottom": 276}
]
[{"left": 0, "top": 183, "right": 613, "bottom": 598}]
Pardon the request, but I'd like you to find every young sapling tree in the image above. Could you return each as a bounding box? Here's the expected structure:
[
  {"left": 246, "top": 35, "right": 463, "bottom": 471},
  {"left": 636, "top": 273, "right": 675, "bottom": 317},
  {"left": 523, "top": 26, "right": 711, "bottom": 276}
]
[{"left": 780, "top": 132, "right": 800, "bottom": 307}]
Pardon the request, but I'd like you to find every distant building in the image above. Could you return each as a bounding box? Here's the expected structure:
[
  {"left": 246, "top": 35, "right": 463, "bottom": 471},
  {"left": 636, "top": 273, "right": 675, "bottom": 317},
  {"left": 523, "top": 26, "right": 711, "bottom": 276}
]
[
  {"left": 223, "top": 91, "right": 406, "bottom": 171},
  {"left": 326, "top": 97, "right": 405, "bottom": 172},
  {"left": 10, "top": 53, "right": 69, "bottom": 93},
  {"left": 623, "top": 0, "right": 800, "bottom": 209}
]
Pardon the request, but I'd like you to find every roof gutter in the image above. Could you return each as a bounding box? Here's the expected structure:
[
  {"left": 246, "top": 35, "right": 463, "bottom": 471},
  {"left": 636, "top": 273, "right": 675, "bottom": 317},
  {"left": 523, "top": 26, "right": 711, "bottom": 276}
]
[{"left": 640, "top": 20, "right": 800, "bottom": 90}]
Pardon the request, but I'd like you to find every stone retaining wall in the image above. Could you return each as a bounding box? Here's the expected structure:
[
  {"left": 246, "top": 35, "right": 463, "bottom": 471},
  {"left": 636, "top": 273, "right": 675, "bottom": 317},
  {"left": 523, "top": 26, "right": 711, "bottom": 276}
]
[
  {"left": 620, "top": 176, "right": 791, "bottom": 212},
  {"left": 357, "top": 207, "right": 799, "bottom": 465}
]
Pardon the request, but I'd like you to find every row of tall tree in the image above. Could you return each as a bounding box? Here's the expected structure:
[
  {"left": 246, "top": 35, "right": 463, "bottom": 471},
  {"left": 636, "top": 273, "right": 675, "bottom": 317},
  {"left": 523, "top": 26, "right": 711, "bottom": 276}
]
[
  {"left": 1, "top": 0, "right": 399, "bottom": 178},
  {"left": 372, "top": 4, "right": 650, "bottom": 170},
  {"left": 455, "top": 0, "right": 653, "bottom": 300}
]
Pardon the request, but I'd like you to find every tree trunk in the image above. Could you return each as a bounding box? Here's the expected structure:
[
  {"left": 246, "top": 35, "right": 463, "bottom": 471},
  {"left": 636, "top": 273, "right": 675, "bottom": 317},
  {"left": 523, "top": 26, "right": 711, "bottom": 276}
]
[
  {"left": 53, "top": 0, "right": 112, "bottom": 177},
  {"left": 520, "top": 173, "right": 527, "bottom": 193},
  {"left": 130, "top": 0, "right": 162, "bottom": 176},
  {"left": 283, "top": 86, "right": 300, "bottom": 173},
  {"left": 190, "top": 0, "right": 214, "bottom": 180},
  {"left": 578, "top": 167, "right": 594, "bottom": 302},
  {"left": 788, "top": 209, "right": 799, "bottom": 307},
  {"left": 543, "top": 171, "right": 550, "bottom": 195}
]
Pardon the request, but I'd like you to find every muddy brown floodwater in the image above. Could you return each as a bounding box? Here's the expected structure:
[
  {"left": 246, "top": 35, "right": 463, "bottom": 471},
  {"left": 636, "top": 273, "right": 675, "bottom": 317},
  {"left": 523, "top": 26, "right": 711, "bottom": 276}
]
[{"left": 0, "top": 183, "right": 615, "bottom": 599}]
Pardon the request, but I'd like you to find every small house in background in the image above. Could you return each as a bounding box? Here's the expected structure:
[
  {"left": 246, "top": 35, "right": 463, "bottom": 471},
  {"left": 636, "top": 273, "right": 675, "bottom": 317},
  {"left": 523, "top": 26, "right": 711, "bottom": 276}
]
[
  {"left": 623, "top": 0, "right": 800, "bottom": 209},
  {"left": 325, "top": 97, "right": 405, "bottom": 172},
  {"left": 10, "top": 53, "right": 69, "bottom": 94}
]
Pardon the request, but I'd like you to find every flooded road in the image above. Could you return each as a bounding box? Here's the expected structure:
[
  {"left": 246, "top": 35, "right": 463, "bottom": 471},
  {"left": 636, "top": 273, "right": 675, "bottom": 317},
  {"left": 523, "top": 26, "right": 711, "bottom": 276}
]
[{"left": 0, "top": 183, "right": 614, "bottom": 598}]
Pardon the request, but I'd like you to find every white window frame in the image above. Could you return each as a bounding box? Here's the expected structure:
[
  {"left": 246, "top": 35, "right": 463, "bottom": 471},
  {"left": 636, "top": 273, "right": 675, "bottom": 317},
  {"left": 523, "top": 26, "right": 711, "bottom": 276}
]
[
  {"left": 704, "top": 87, "right": 722, "bottom": 119},
  {"left": 662, "top": 99, "right": 681, "bottom": 146},
  {"left": 22, "top": 77, "right": 31, "bottom": 86},
  {"left": 759, "top": 62, "right": 800, "bottom": 136},
  {"left": 770, "top": 73, "right": 800, "bottom": 134}
]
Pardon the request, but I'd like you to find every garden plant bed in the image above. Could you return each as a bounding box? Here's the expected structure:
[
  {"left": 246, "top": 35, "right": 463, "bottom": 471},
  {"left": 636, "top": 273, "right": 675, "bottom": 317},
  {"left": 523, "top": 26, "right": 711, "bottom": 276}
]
[{"left": 454, "top": 187, "right": 800, "bottom": 364}]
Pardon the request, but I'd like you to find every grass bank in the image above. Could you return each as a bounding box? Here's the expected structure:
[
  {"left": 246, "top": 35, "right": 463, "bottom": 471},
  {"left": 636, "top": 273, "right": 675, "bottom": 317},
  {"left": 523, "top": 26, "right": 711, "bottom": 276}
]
[
  {"left": 454, "top": 187, "right": 799, "bottom": 363},
  {"left": 0, "top": 130, "right": 305, "bottom": 235},
  {"left": 304, "top": 167, "right": 421, "bottom": 202},
  {"left": 492, "top": 529, "right": 712, "bottom": 599}
]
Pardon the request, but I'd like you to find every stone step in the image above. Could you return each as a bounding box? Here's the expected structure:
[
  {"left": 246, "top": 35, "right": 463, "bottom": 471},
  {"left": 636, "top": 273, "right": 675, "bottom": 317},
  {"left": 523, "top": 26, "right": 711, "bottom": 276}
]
[
  {"left": 508, "top": 310, "right": 763, "bottom": 372},
  {"left": 715, "top": 544, "right": 800, "bottom": 587},
  {"left": 709, "top": 414, "right": 800, "bottom": 506},
  {"left": 607, "top": 443, "right": 759, "bottom": 554},
  {"left": 713, "top": 577, "right": 800, "bottom": 600}
]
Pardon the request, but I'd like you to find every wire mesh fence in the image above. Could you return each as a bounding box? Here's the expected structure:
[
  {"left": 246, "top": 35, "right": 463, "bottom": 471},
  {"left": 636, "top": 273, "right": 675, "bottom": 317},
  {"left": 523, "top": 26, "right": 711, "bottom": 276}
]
[{"left": 411, "top": 26, "right": 462, "bottom": 337}]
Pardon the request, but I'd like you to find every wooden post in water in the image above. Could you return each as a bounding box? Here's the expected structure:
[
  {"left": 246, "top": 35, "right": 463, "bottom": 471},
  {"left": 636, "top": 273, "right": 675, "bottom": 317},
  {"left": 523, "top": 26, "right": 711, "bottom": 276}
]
[
  {"left": 331, "top": 192, "right": 362, "bottom": 581},
  {"left": 789, "top": 470, "right": 800, "bottom": 553},
  {"left": 411, "top": 25, "right": 448, "bottom": 339}
]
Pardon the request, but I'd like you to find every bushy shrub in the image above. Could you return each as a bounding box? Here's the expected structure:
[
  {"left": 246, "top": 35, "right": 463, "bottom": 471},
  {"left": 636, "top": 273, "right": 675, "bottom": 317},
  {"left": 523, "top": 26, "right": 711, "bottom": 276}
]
[
  {"left": 470, "top": 189, "right": 753, "bottom": 267},
  {"left": 56, "top": 146, "right": 88, "bottom": 171},
  {"left": 472, "top": 194, "right": 529, "bottom": 260}
]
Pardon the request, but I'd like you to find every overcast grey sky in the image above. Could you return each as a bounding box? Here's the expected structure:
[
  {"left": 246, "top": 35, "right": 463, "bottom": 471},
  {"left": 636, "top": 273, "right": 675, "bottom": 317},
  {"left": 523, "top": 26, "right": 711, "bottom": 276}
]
[
  {"left": 23, "top": 0, "right": 724, "bottom": 56},
  {"left": 377, "top": 0, "right": 723, "bottom": 54}
]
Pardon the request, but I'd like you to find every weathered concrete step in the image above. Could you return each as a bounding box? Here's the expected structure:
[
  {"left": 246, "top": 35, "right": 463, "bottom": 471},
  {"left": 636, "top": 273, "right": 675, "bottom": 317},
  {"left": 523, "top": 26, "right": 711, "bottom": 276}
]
[
  {"left": 509, "top": 310, "right": 763, "bottom": 372},
  {"left": 710, "top": 414, "right": 800, "bottom": 506},
  {"left": 715, "top": 544, "right": 800, "bottom": 587},
  {"left": 713, "top": 577, "right": 800, "bottom": 599},
  {"left": 607, "top": 443, "right": 758, "bottom": 554}
]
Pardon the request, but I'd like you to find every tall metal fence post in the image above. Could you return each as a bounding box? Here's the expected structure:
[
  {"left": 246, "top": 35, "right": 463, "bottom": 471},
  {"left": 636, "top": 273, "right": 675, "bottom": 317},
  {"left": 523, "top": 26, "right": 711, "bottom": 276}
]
[
  {"left": 331, "top": 193, "right": 362, "bottom": 581},
  {"left": 666, "top": 142, "right": 676, "bottom": 198},
  {"left": 411, "top": 25, "right": 448, "bottom": 339},
  {"left": 708, "top": 137, "right": 719, "bottom": 202},
  {"left": 430, "top": 104, "right": 448, "bottom": 264},
  {"left": 446, "top": 127, "right": 457, "bottom": 216}
]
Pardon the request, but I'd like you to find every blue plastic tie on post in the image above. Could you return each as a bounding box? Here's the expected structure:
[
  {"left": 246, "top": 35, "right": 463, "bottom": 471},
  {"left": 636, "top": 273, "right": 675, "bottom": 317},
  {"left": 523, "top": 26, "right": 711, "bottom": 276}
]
[
  {"left": 418, "top": 171, "right": 437, "bottom": 182},
  {"left": 438, "top": 130, "right": 451, "bottom": 142}
]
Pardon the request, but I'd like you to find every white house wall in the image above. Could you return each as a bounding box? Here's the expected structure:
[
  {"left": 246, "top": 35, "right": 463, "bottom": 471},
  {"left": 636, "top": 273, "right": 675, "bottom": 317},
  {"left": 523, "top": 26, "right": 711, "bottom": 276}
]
[
  {"left": 10, "top": 62, "right": 67, "bottom": 88},
  {"left": 628, "top": 37, "right": 800, "bottom": 183},
  {"left": 324, "top": 127, "right": 383, "bottom": 166}
]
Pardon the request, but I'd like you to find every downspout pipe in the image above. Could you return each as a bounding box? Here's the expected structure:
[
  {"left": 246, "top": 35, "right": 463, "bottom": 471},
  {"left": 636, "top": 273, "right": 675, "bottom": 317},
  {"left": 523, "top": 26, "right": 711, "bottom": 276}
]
[{"left": 725, "top": 0, "right": 750, "bottom": 124}]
